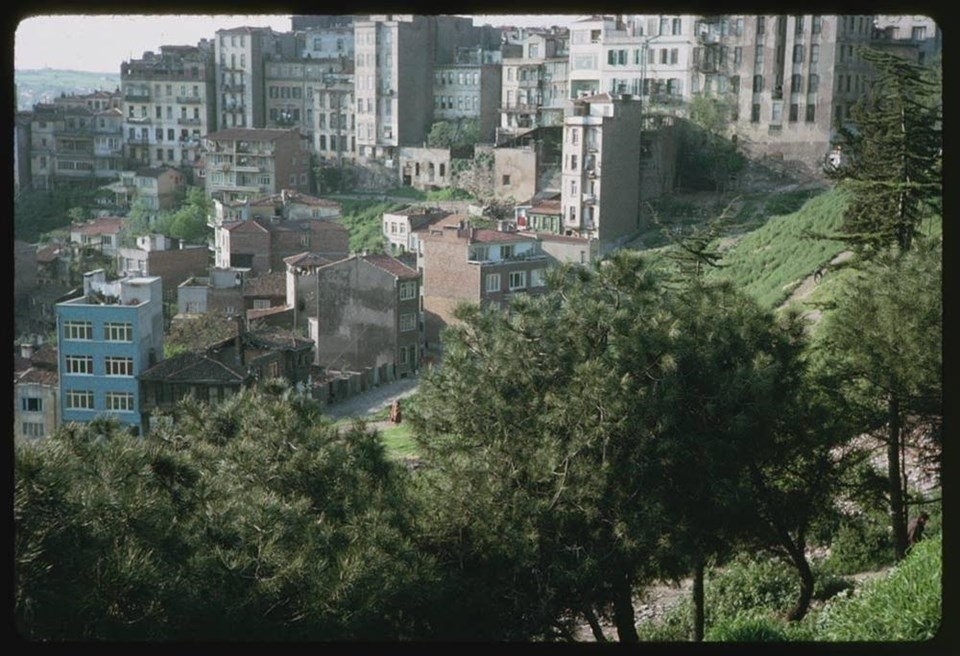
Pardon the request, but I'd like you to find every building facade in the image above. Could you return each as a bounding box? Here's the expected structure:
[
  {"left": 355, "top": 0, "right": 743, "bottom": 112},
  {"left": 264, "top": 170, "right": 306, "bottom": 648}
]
[
  {"left": 203, "top": 127, "right": 311, "bottom": 202},
  {"left": 121, "top": 43, "right": 216, "bottom": 170},
  {"left": 310, "top": 254, "right": 422, "bottom": 377},
  {"left": 498, "top": 27, "right": 570, "bottom": 143},
  {"left": 561, "top": 94, "right": 644, "bottom": 248},
  {"left": 56, "top": 270, "right": 164, "bottom": 435},
  {"left": 14, "top": 343, "right": 60, "bottom": 440}
]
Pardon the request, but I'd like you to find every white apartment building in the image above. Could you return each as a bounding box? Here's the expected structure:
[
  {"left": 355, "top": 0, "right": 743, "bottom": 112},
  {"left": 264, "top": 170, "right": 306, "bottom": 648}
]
[
  {"left": 568, "top": 15, "right": 697, "bottom": 115},
  {"left": 499, "top": 27, "right": 569, "bottom": 143},
  {"left": 313, "top": 73, "right": 356, "bottom": 165},
  {"left": 121, "top": 43, "right": 216, "bottom": 170},
  {"left": 560, "top": 94, "right": 643, "bottom": 249}
]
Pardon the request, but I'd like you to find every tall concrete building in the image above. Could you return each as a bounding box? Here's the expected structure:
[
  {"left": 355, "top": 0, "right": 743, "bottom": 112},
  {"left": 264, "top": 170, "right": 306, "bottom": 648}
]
[
  {"left": 121, "top": 43, "right": 216, "bottom": 170},
  {"left": 353, "top": 14, "right": 499, "bottom": 163},
  {"left": 433, "top": 47, "right": 503, "bottom": 143},
  {"left": 214, "top": 26, "right": 298, "bottom": 130},
  {"left": 313, "top": 71, "right": 356, "bottom": 166},
  {"left": 560, "top": 94, "right": 643, "bottom": 249},
  {"left": 499, "top": 27, "right": 570, "bottom": 144},
  {"left": 567, "top": 15, "right": 696, "bottom": 116}
]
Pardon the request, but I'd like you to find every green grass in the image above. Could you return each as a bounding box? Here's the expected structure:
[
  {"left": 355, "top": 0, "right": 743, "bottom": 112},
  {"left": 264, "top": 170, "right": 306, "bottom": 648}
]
[
  {"left": 379, "top": 424, "right": 419, "bottom": 459},
  {"left": 706, "top": 187, "right": 850, "bottom": 309},
  {"left": 426, "top": 187, "right": 475, "bottom": 201},
  {"left": 338, "top": 199, "right": 407, "bottom": 254}
]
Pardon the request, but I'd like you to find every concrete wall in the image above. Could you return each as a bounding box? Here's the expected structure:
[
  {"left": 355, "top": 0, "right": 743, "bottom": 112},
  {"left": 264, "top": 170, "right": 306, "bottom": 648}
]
[
  {"left": 314, "top": 258, "right": 417, "bottom": 374},
  {"left": 493, "top": 147, "right": 537, "bottom": 201},
  {"left": 420, "top": 234, "right": 481, "bottom": 345},
  {"left": 399, "top": 147, "right": 452, "bottom": 189}
]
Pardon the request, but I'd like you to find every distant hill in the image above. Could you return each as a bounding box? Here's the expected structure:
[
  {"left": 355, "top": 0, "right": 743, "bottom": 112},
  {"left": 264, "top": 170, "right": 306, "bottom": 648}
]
[{"left": 15, "top": 69, "right": 121, "bottom": 111}]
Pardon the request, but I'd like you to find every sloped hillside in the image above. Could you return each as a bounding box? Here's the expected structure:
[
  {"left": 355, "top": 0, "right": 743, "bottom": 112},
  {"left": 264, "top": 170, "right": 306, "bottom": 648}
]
[{"left": 706, "top": 187, "right": 850, "bottom": 309}]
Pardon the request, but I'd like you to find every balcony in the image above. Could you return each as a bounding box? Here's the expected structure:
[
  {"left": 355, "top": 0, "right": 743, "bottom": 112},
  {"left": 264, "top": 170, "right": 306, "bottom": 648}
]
[
  {"left": 222, "top": 83, "right": 246, "bottom": 93},
  {"left": 224, "top": 105, "right": 246, "bottom": 114},
  {"left": 697, "top": 31, "right": 721, "bottom": 45},
  {"left": 126, "top": 136, "right": 151, "bottom": 145},
  {"left": 177, "top": 95, "right": 202, "bottom": 104},
  {"left": 581, "top": 193, "right": 597, "bottom": 204},
  {"left": 124, "top": 92, "right": 151, "bottom": 102},
  {"left": 126, "top": 116, "right": 151, "bottom": 125},
  {"left": 501, "top": 103, "right": 539, "bottom": 114},
  {"left": 178, "top": 117, "right": 203, "bottom": 126}
]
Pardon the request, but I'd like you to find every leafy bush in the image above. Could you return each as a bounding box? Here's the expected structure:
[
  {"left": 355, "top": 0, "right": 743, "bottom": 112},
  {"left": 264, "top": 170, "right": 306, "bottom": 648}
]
[
  {"left": 814, "top": 534, "right": 941, "bottom": 641},
  {"left": 426, "top": 187, "right": 474, "bottom": 201},
  {"left": 813, "top": 573, "right": 855, "bottom": 602},
  {"left": 820, "top": 507, "right": 894, "bottom": 576},
  {"left": 706, "top": 554, "right": 800, "bottom": 620},
  {"left": 706, "top": 614, "right": 788, "bottom": 641},
  {"left": 636, "top": 602, "right": 692, "bottom": 641}
]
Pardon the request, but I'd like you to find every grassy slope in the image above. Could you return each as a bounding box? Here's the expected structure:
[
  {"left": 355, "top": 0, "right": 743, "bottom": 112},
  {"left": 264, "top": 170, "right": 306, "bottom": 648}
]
[{"left": 706, "top": 188, "right": 850, "bottom": 309}]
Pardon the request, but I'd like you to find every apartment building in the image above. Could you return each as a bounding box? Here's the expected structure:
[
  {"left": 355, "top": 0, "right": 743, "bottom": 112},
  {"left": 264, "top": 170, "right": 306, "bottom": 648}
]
[
  {"left": 56, "top": 270, "right": 164, "bottom": 435},
  {"left": 873, "top": 15, "right": 941, "bottom": 64},
  {"left": 215, "top": 26, "right": 298, "bottom": 130},
  {"left": 382, "top": 206, "right": 451, "bottom": 254},
  {"left": 203, "top": 127, "right": 311, "bottom": 203},
  {"left": 561, "top": 94, "right": 644, "bottom": 248},
  {"left": 418, "top": 218, "right": 551, "bottom": 345},
  {"left": 568, "top": 15, "right": 696, "bottom": 116},
  {"left": 215, "top": 215, "right": 349, "bottom": 274},
  {"left": 176, "top": 267, "right": 246, "bottom": 319},
  {"left": 354, "top": 14, "right": 498, "bottom": 162},
  {"left": 14, "top": 343, "right": 59, "bottom": 440},
  {"left": 121, "top": 43, "right": 216, "bottom": 170},
  {"left": 499, "top": 27, "right": 570, "bottom": 143},
  {"left": 28, "top": 101, "right": 124, "bottom": 190},
  {"left": 116, "top": 233, "right": 209, "bottom": 293},
  {"left": 313, "top": 72, "right": 357, "bottom": 165},
  {"left": 265, "top": 57, "right": 352, "bottom": 139},
  {"left": 310, "top": 254, "right": 422, "bottom": 376},
  {"left": 433, "top": 47, "right": 503, "bottom": 142}
]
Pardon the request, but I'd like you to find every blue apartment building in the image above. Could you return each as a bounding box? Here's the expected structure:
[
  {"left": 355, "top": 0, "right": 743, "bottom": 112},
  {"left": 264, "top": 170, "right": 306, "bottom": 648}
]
[{"left": 56, "top": 269, "right": 163, "bottom": 435}]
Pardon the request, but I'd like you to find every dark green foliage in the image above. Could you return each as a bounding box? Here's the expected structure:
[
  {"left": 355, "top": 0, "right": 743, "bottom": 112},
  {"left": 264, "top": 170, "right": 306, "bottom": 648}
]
[
  {"left": 829, "top": 48, "right": 941, "bottom": 256},
  {"left": 15, "top": 186, "right": 99, "bottom": 242},
  {"left": 820, "top": 508, "right": 895, "bottom": 576},
  {"left": 15, "top": 384, "right": 433, "bottom": 640},
  {"left": 676, "top": 103, "right": 745, "bottom": 192},
  {"left": 706, "top": 555, "right": 800, "bottom": 620},
  {"left": 153, "top": 186, "right": 210, "bottom": 243},
  {"left": 338, "top": 200, "right": 406, "bottom": 253}
]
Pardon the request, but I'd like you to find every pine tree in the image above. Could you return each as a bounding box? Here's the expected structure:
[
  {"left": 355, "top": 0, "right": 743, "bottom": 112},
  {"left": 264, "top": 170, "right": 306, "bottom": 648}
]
[{"left": 829, "top": 48, "right": 941, "bottom": 256}]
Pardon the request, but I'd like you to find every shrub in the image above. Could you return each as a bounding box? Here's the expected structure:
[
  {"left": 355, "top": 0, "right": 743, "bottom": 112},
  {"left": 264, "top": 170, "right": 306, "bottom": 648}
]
[
  {"left": 705, "top": 554, "right": 799, "bottom": 621},
  {"left": 814, "top": 534, "right": 941, "bottom": 641},
  {"left": 820, "top": 507, "right": 894, "bottom": 576},
  {"left": 636, "top": 601, "right": 692, "bottom": 641},
  {"left": 813, "top": 574, "right": 855, "bottom": 602},
  {"left": 706, "top": 614, "right": 788, "bottom": 642}
]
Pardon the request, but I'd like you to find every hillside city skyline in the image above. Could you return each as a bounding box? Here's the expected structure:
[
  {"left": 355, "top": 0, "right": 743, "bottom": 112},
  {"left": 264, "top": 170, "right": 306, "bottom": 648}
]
[{"left": 14, "top": 14, "right": 584, "bottom": 73}]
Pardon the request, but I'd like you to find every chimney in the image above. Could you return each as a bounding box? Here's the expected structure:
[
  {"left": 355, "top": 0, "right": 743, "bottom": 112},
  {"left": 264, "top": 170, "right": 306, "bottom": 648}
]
[
  {"left": 20, "top": 342, "right": 35, "bottom": 360},
  {"left": 233, "top": 313, "right": 246, "bottom": 366}
]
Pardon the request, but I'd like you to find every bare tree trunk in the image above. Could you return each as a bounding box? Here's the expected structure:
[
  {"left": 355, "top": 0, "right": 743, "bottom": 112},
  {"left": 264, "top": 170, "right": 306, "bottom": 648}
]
[
  {"left": 583, "top": 605, "right": 607, "bottom": 642},
  {"left": 692, "top": 558, "right": 705, "bottom": 642},
  {"left": 785, "top": 540, "right": 815, "bottom": 621},
  {"left": 612, "top": 573, "right": 639, "bottom": 643},
  {"left": 888, "top": 394, "right": 909, "bottom": 561}
]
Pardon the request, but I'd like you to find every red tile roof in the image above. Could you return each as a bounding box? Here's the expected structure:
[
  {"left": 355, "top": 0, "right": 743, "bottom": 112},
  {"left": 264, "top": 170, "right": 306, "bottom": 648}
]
[
  {"left": 361, "top": 254, "right": 419, "bottom": 280},
  {"left": 470, "top": 229, "right": 537, "bottom": 244},
  {"left": 72, "top": 217, "right": 123, "bottom": 236},
  {"left": 243, "top": 271, "right": 287, "bottom": 297},
  {"left": 283, "top": 252, "right": 332, "bottom": 268},
  {"left": 528, "top": 200, "right": 562, "bottom": 214}
]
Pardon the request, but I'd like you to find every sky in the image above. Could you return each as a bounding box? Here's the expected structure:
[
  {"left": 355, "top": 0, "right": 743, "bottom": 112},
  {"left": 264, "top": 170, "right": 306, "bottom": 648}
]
[{"left": 14, "top": 14, "right": 586, "bottom": 73}]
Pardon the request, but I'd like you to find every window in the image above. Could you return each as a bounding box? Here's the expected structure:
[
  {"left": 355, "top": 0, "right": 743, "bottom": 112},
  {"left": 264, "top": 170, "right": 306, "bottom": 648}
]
[
  {"left": 791, "top": 74, "right": 802, "bottom": 92},
  {"left": 912, "top": 26, "right": 927, "bottom": 41},
  {"left": 793, "top": 44, "right": 804, "bottom": 63},
  {"left": 485, "top": 273, "right": 501, "bottom": 293},
  {"left": 508, "top": 271, "right": 527, "bottom": 291},
  {"left": 66, "top": 390, "right": 95, "bottom": 410},
  {"left": 22, "top": 422, "right": 45, "bottom": 438},
  {"left": 660, "top": 49, "right": 668, "bottom": 64},
  {"left": 751, "top": 103, "right": 761, "bottom": 122},
  {"left": 672, "top": 18, "right": 682, "bottom": 35},
  {"left": 104, "top": 322, "right": 133, "bottom": 341},
  {"left": 399, "top": 313, "right": 417, "bottom": 332},
  {"left": 105, "top": 392, "right": 134, "bottom": 411},
  {"left": 399, "top": 281, "right": 417, "bottom": 300},
  {"left": 812, "top": 15, "right": 822, "bottom": 34},
  {"left": 156, "top": 106, "right": 162, "bottom": 119},
  {"left": 670, "top": 48, "right": 679, "bottom": 65},
  {"left": 756, "top": 16, "right": 765, "bottom": 35},
  {"left": 570, "top": 154, "right": 578, "bottom": 171},
  {"left": 755, "top": 45, "right": 764, "bottom": 66},
  {"left": 811, "top": 44, "right": 820, "bottom": 64},
  {"left": 808, "top": 74, "right": 820, "bottom": 92},
  {"left": 105, "top": 356, "right": 134, "bottom": 376},
  {"left": 789, "top": 103, "right": 799, "bottom": 121},
  {"left": 63, "top": 320, "right": 92, "bottom": 340},
  {"left": 252, "top": 299, "right": 271, "bottom": 310},
  {"left": 568, "top": 206, "right": 577, "bottom": 222},
  {"left": 21, "top": 397, "right": 43, "bottom": 412},
  {"left": 795, "top": 16, "right": 804, "bottom": 35},
  {"left": 501, "top": 174, "right": 511, "bottom": 186},
  {"left": 806, "top": 104, "right": 816, "bottom": 122},
  {"left": 65, "top": 355, "right": 94, "bottom": 374},
  {"left": 753, "top": 75, "right": 764, "bottom": 92},
  {"left": 531, "top": 269, "right": 546, "bottom": 287},
  {"left": 772, "top": 101, "right": 783, "bottom": 122}
]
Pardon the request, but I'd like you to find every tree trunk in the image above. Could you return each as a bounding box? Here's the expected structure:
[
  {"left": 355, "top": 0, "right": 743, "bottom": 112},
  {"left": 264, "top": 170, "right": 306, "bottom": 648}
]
[
  {"left": 583, "top": 605, "right": 607, "bottom": 642},
  {"left": 888, "top": 394, "right": 909, "bottom": 561},
  {"left": 612, "top": 573, "right": 639, "bottom": 643},
  {"left": 692, "top": 558, "right": 705, "bottom": 642},
  {"left": 785, "top": 541, "right": 815, "bottom": 621}
]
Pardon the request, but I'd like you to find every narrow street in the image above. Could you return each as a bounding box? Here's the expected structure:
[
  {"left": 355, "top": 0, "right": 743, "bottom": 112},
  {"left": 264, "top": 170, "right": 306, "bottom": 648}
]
[{"left": 323, "top": 375, "right": 420, "bottom": 421}]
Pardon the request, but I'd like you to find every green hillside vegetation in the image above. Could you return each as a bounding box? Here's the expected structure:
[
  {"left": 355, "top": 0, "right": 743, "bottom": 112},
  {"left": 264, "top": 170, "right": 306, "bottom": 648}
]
[
  {"left": 706, "top": 188, "right": 850, "bottom": 308},
  {"left": 338, "top": 199, "right": 406, "bottom": 254}
]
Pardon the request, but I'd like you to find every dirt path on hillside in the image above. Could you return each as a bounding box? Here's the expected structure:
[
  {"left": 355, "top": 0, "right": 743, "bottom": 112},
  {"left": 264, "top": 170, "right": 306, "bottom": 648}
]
[{"left": 780, "top": 250, "right": 854, "bottom": 324}]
